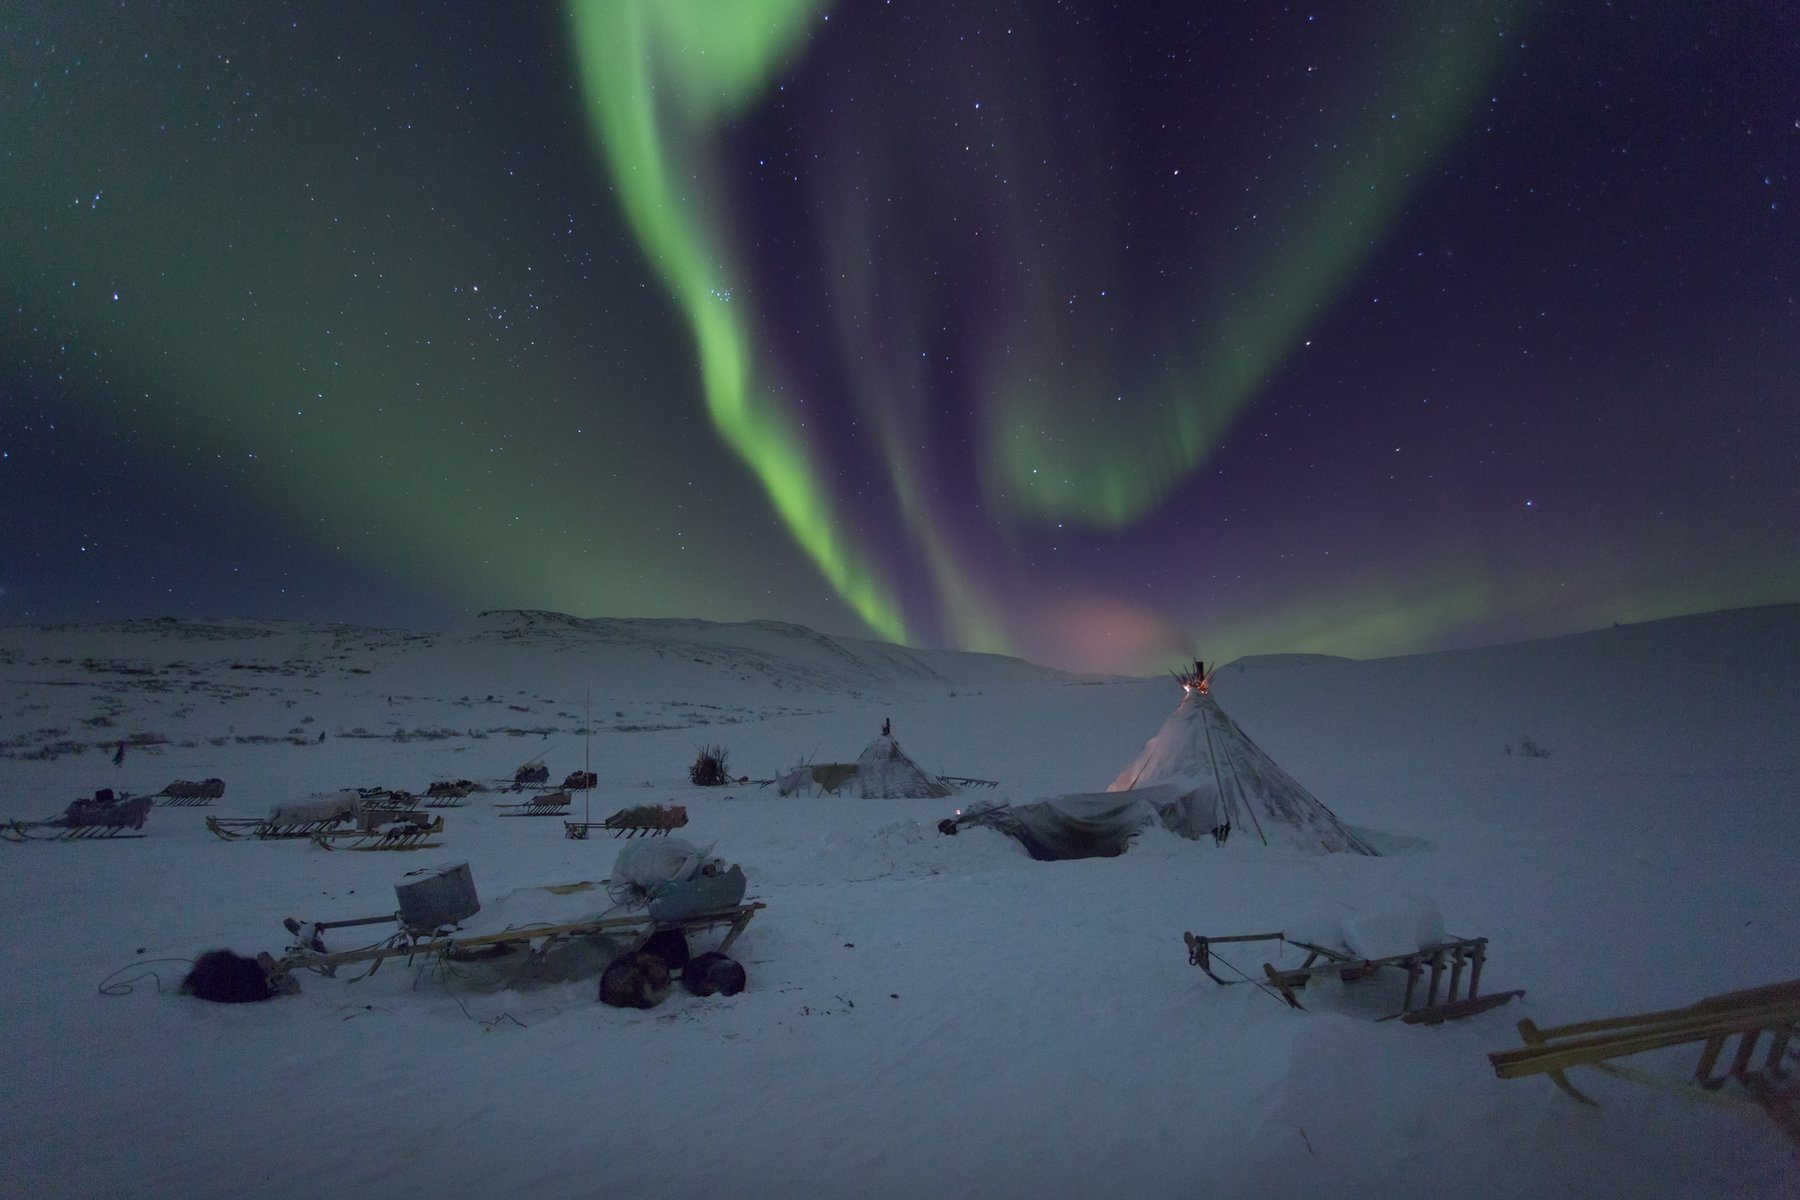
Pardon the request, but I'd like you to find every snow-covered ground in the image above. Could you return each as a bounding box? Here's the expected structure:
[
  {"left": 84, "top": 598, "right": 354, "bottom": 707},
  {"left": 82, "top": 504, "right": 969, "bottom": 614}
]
[{"left": 1, "top": 605, "right": 1795, "bottom": 1198}]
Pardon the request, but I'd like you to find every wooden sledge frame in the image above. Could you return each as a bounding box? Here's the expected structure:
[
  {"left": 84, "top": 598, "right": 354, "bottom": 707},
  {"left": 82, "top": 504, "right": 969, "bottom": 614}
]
[
  {"left": 422, "top": 782, "right": 477, "bottom": 806},
  {"left": 1488, "top": 979, "right": 1800, "bottom": 1144},
  {"left": 206, "top": 814, "right": 354, "bottom": 841},
  {"left": 496, "top": 793, "right": 572, "bottom": 817},
  {"left": 1184, "top": 929, "right": 1521, "bottom": 1023},
  {"left": 157, "top": 780, "right": 225, "bottom": 805},
  {"left": 565, "top": 804, "right": 689, "bottom": 840},
  {"left": 419, "top": 792, "right": 469, "bottom": 809},
  {"left": 1, "top": 819, "right": 147, "bottom": 843},
  {"left": 3, "top": 795, "right": 155, "bottom": 843},
  {"left": 272, "top": 900, "right": 766, "bottom": 985},
  {"left": 311, "top": 814, "right": 445, "bottom": 852}
]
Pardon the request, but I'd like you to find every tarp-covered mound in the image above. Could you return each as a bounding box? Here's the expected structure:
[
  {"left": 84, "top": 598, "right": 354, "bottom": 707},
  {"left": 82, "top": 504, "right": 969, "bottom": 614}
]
[
  {"left": 854, "top": 735, "right": 954, "bottom": 799},
  {"left": 1109, "top": 688, "right": 1376, "bottom": 855},
  {"left": 951, "top": 791, "right": 1164, "bottom": 861},
  {"left": 269, "top": 791, "right": 361, "bottom": 825}
]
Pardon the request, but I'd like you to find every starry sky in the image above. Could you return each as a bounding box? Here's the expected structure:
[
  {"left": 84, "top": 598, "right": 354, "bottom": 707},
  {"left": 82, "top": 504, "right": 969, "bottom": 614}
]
[{"left": 4, "top": 1, "right": 1797, "bottom": 674}]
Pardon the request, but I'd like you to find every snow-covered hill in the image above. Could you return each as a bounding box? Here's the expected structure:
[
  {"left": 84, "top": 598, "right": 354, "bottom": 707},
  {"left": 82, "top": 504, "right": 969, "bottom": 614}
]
[{"left": 1, "top": 604, "right": 1795, "bottom": 1198}]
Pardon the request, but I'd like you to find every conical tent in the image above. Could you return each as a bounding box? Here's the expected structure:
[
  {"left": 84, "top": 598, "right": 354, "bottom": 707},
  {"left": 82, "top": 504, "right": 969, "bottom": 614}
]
[
  {"left": 1109, "top": 678, "right": 1377, "bottom": 855},
  {"left": 854, "top": 734, "right": 954, "bottom": 799}
]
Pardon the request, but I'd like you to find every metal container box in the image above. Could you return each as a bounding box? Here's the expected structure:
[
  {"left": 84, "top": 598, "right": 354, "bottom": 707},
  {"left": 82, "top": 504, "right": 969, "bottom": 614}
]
[{"left": 396, "top": 861, "right": 479, "bottom": 932}]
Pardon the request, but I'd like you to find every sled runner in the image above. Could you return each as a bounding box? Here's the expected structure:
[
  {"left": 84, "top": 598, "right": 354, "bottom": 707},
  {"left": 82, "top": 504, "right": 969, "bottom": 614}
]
[
  {"left": 496, "top": 791, "right": 572, "bottom": 817},
  {"left": 2, "top": 791, "right": 153, "bottom": 842},
  {"left": 311, "top": 813, "right": 444, "bottom": 852},
  {"left": 1184, "top": 928, "right": 1520, "bottom": 1023},
  {"left": 1488, "top": 979, "right": 1800, "bottom": 1145},
  {"left": 565, "top": 803, "right": 688, "bottom": 840}
]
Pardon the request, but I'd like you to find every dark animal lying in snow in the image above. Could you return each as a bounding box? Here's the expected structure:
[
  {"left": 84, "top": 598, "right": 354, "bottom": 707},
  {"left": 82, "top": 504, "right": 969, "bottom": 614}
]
[
  {"left": 682, "top": 951, "right": 746, "bottom": 997},
  {"left": 182, "top": 950, "right": 278, "bottom": 1003},
  {"left": 599, "top": 952, "right": 673, "bottom": 1009}
]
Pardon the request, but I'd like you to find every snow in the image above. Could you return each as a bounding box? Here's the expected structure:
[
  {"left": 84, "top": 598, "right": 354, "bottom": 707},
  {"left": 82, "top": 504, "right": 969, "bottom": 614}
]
[{"left": 1, "top": 605, "right": 1797, "bottom": 1197}]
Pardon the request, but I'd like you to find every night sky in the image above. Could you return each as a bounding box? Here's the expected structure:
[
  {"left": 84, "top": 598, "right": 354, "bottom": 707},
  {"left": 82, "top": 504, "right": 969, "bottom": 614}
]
[{"left": 4, "top": 2, "right": 1796, "bottom": 674}]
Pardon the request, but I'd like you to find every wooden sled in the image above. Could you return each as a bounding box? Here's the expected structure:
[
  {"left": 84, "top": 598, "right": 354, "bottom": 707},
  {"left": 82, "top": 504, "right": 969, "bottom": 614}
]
[
  {"left": 157, "top": 778, "right": 225, "bottom": 806},
  {"left": 2, "top": 793, "right": 153, "bottom": 843},
  {"left": 503, "top": 763, "right": 551, "bottom": 791},
  {"left": 368, "top": 790, "right": 422, "bottom": 810},
  {"left": 565, "top": 804, "right": 689, "bottom": 840},
  {"left": 497, "top": 791, "right": 572, "bottom": 817},
  {"left": 1489, "top": 979, "right": 1800, "bottom": 1145},
  {"left": 312, "top": 814, "right": 445, "bottom": 852},
  {"left": 941, "top": 775, "right": 999, "bottom": 789},
  {"left": 422, "top": 781, "right": 476, "bottom": 807},
  {"left": 271, "top": 898, "right": 765, "bottom": 988},
  {"left": 1184, "top": 929, "right": 1521, "bottom": 1023},
  {"left": 206, "top": 814, "right": 355, "bottom": 841}
]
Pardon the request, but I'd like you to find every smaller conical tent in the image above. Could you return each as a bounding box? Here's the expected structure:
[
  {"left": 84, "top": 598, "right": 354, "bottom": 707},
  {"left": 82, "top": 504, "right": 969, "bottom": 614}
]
[
  {"left": 1109, "top": 669, "right": 1377, "bottom": 855},
  {"left": 854, "top": 732, "right": 954, "bottom": 798}
]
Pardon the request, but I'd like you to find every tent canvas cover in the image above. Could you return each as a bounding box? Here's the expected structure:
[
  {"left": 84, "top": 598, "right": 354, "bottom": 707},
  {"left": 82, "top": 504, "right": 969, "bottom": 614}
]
[
  {"left": 953, "top": 679, "right": 1375, "bottom": 860},
  {"left": 776, "top": 731, "right": 954, "bottom": 799},
  {"left": 1109, "top": 683, "right": 1376, "bottom": 855}
]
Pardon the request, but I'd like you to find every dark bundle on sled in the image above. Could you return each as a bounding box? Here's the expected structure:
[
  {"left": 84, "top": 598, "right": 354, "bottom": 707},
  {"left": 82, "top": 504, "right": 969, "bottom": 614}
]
[
  {"left": 562, "top": 770, "right": 598, "bottom": 791},
  {"left": 60, "top": 791, "right": 153, "bottom": 829},
  {"left": 513, "top": 764, "right": 550, "bottom": 788},
  {"left": 182, "top": 950, "right": 280, "bottom": 1003}
]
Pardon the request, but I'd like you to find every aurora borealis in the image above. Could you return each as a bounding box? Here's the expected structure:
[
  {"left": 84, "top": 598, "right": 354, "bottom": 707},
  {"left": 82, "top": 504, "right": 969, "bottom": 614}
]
[{"left": 4, "top": 2, "right": 1797, "bottom": 673}]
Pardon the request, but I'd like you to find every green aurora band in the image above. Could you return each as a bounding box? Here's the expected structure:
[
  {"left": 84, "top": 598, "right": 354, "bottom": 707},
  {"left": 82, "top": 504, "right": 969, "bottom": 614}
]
[
  {"left": 567, "top": 1, "right": 1530, "bottom": 660},
  {"left": 979, "top": 8, "right": 1529, "bottom": 527},
  {"left": 564, "top": 0, "right": 908, "bottom": 644}
]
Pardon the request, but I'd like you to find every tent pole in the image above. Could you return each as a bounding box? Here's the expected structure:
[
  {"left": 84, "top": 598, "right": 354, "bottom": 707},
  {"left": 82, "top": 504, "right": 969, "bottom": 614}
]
[{"left": 1202, "top": 695, "right": 1266, "bottom": 846}]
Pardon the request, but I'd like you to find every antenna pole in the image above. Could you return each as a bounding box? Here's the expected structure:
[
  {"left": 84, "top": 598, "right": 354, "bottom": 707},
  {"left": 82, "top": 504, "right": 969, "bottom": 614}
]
[{"left": 584, "top": 684, "right": 592, "bottom": 825}]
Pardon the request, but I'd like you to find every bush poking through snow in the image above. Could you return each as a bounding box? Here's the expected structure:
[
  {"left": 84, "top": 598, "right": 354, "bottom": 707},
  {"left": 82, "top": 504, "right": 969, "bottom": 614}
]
[{"left": 690, "top": 744, "right": 731, "bottom": 786}]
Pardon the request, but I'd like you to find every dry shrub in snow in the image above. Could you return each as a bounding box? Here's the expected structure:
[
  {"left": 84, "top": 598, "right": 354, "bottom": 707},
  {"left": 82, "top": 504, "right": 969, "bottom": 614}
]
[{"left": 689, "top": 744, "right": 731, "bottom": 786}]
